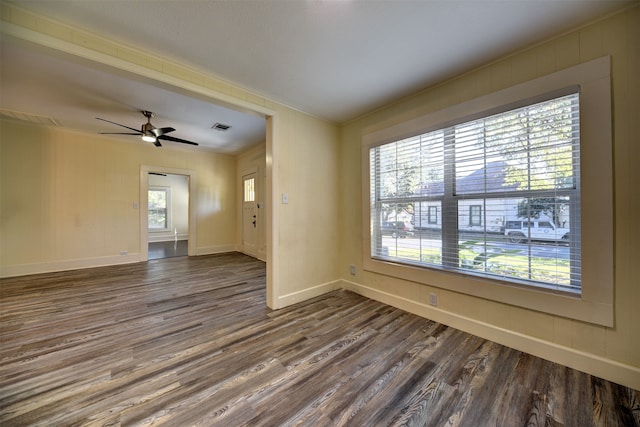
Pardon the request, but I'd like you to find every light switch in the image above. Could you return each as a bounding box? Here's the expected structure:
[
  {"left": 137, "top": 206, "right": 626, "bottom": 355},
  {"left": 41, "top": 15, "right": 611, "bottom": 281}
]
[{"left": 282, "top": 193, "right": 289, "bottom": 204}]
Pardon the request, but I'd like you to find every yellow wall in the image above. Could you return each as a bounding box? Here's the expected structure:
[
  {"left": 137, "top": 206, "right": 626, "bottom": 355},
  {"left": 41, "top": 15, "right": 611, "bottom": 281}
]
[
  {"left": 339, "top": 6, "right": 639, "bottom": 388},
  {"left": 0, "top": 121, "right": 237, "bottom": 272},
  {"left": 275, "top": 109, "right": 341, "bottom": 304}
]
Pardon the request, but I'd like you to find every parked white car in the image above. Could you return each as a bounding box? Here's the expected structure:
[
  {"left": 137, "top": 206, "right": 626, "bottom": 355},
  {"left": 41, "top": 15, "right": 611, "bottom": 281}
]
[{"left": 504, "top": 220, "right": 570, "bottom": 243}]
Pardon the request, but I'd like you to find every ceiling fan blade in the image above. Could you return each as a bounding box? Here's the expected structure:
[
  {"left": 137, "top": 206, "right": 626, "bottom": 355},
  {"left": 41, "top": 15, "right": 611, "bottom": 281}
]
[
  {"left": 152, "top": 127, "right": 175, "bottom": 137},
  {"left": 96, "top": 117, "right": 141, "bottom": 133},
  {"left": 97, "top": 114, "right": 195, "bottom": 148},
  {"left": 158, "top": 134, "right": 199, "bottom": 146}
]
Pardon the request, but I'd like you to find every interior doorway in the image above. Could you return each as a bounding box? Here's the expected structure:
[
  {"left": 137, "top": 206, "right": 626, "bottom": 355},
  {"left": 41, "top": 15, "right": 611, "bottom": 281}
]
[
  {"left": 147, "top": 172, "right": 189, "bottom": 259},
  {"left": 140, "top": 166, "right": 196, "bottom": 262}
]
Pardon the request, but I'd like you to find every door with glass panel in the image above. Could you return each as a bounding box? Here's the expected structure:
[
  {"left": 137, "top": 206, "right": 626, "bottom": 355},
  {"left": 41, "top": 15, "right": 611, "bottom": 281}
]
[{"left": 242, "top": 173, "right": 258, "bottom": 257}]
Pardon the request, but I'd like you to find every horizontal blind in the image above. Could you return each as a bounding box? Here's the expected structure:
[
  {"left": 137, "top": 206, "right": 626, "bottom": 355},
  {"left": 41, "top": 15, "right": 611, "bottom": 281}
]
[{"left": 370, "top": 92, "right": 581, "bottom": 292}]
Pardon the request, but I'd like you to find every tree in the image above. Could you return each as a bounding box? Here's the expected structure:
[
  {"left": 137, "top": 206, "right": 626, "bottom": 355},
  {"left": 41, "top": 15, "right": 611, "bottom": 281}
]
[{"left": 484, "top": 95, "right": 576, "bottom": 192}]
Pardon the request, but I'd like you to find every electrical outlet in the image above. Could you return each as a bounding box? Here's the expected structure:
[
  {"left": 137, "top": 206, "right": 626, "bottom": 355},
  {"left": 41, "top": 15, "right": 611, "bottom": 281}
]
[
  {"left": 349, "top": 265, "right": 356, "bottom": 275},
  {"left": 429, "top": 293, "right": 438, "bottom": 306}
]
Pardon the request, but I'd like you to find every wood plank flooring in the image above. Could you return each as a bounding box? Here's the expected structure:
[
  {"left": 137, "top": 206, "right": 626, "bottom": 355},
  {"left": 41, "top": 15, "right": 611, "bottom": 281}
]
[
  {"left": 148, "top": 240, "right": 188, "bottom": 260},
  {"left": 1, "top": 252, "right": 638, "bottom": 426}
]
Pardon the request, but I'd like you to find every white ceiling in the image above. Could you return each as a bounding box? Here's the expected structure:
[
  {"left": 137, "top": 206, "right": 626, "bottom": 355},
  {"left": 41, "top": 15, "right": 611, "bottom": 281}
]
[
  {"left": 1, "top": 40, "right": 267, "bottom": 153},
  {"left": 1, "top": 0, "right": 634, "bottom": 153}
]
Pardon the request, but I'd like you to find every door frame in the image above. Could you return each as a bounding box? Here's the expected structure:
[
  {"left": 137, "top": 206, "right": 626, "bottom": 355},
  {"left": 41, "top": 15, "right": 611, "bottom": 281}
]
[{"left": 140, "top": 165, "right": 197, "bottom": 261}]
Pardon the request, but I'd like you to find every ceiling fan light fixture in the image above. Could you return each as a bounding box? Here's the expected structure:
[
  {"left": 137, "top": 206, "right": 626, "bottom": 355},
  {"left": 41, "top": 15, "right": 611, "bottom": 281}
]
[{"left": 141, "top": 133, "right": 156, "bottom": 143}]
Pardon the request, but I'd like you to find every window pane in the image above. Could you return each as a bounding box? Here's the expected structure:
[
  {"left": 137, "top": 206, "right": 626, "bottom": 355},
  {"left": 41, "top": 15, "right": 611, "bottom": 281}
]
[
  {"left": 244, "top": 177, "right": 255, "bottom": 202},
  {"left": 419, "top": 131, "right": 445, "bottom": 196},
  {"left": 371, "top": 202, "right": 418, "bottom": 261},
  {"left": 148, "top": 190, "right": 167, "bottom": 209},
  {"left": 148, "top": 189, "right": 168, "bottom": 229},
  {"left": 468, "top": 205, "right": 482, "bottom": 226},
  {"left": 416, "top": 201, "right": 442, "bottom": 266},
  {"left": 370, "top": 92, "right": 580, "bottom": 292},
  {"left": 373, "top": 131, "right": 445, "bottom": 201},
  {"left": 148, "top": 209, "right": 167, "bottom": 229},
  {"left": 454, "top": 196, "right": 578, "bottom": 288}
]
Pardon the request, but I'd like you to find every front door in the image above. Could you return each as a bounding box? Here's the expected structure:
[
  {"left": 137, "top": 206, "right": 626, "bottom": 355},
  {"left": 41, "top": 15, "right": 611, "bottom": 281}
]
[{"left": 242, "top": 173, "right": 258, "bottom": 257}]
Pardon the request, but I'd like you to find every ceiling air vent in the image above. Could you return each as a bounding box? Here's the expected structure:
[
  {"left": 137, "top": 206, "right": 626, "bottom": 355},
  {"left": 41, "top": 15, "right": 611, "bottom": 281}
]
[
  {"left": 212, "top": 122, "right": 231, "bottom": 131},
  {"left": 0, "top": 109, "right": 61, "bottom": 126}
]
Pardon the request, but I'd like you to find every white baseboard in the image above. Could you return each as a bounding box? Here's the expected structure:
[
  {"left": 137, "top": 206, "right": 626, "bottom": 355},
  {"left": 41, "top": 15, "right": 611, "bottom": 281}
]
[
  {"left": 340, "top": 279, "right": 640, "bottom": 390},
  {"left": 276, "top": 280, "right": 342, "bottom": 309},
  {"left": 195, "top": 245, "right": 237, "bottom": 256},
  {"left": 0, "top": 254, "right": 141, "bottom": 278},
  {"left": 0, "top": 245, "right": 239, "bottom": 277}
]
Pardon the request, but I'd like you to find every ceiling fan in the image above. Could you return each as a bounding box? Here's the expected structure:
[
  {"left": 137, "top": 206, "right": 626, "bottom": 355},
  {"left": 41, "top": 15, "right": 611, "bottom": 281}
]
[{"left": 96, "top": 110, "right": 198, "bottom": 147}]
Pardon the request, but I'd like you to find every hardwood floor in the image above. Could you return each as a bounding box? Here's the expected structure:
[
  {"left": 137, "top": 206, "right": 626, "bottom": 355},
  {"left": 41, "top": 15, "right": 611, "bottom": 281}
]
[
  {"left": 1, "top": 253, "right": 638, "bottom": 426},
  {"left": 148, "top": 240, "right": 189, "bottom": 260}
]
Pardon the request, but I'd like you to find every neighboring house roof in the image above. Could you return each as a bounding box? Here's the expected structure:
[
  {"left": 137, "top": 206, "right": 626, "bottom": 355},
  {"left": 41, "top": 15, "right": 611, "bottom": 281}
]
[{"left": 416, "top": 161, "right": 519, "bottom": 196}]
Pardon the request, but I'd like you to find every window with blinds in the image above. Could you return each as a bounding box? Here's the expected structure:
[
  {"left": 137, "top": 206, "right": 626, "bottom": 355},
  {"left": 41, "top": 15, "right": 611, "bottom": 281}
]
[{"left": 369, "top": 92, "right": 581, "bottom": 292}]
